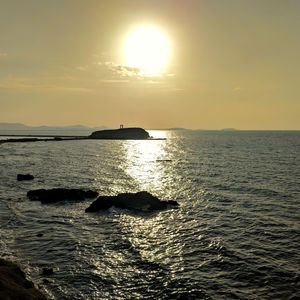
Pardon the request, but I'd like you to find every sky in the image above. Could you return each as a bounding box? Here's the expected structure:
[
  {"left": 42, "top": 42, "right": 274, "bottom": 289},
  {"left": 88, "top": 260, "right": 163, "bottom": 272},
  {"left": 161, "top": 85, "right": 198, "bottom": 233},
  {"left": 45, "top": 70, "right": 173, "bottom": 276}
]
[{"left": 0, "top": 0, "right": 299, "bottom": 129}]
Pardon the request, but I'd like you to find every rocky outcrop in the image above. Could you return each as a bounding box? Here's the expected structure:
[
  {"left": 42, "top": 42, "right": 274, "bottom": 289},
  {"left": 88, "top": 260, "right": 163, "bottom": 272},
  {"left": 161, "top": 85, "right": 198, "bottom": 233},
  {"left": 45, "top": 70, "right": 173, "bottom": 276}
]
[
  {"left": 0, "top": 258, "right": 46, "bottom": 300},
  {"left": 27, "top": 188, "right": 98, "bottom": 204},
  {"left": 17, "top": 174, "right": 34, "bottom": 181},
  {"left": 89, "top": 127, "right": 150, "bottom": 140},
  {"left": 85, "top": 191, "right": 179, "bottom": 212}
]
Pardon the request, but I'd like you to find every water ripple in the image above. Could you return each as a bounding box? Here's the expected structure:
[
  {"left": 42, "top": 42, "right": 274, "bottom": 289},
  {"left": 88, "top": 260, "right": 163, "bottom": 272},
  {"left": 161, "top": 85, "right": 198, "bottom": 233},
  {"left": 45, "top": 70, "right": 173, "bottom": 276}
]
[{"left": 0, "top": 131, "right": 299, "bottom": 299}]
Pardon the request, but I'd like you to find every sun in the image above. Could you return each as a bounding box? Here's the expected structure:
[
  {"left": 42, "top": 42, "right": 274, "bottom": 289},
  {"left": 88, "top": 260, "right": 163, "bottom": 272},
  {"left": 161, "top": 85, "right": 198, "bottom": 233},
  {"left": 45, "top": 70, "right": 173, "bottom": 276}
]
[{"left": 123, "top": 25, "right": 171, "bottom": 76}]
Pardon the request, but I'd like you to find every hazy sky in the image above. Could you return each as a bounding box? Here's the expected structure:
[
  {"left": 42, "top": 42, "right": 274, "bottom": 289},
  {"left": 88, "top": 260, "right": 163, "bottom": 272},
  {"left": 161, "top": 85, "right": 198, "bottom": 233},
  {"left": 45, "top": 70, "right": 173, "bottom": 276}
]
[{"left": 0, "top": 0, "right": 299, "bottom": 129}]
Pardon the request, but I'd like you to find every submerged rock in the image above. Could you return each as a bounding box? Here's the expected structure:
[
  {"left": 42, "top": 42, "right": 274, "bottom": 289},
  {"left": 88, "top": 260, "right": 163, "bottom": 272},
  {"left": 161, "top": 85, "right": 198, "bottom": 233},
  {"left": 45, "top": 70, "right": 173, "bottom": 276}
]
[
  {"left": 0, "top": 258, "right": 46, "bottom": 300},
  {"left": 27, "top": 188, "right": 98, "bottom": 204},
  {"left": 17, "top": 174, "right": 34, "bottom": 181},
  {"left": 85, "top": 191, "right": 179, "bottom": 212},
  {"left": 89, "top": 127, "right": 150, "bottom": 140}
]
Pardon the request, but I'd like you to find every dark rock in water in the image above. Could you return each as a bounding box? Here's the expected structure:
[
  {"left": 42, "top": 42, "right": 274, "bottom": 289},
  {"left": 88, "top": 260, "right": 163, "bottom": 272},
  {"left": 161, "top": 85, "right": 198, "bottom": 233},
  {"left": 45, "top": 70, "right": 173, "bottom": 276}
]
[
  {"left": 36, "top": 233, "right": 43, "bottom": 237},
  {"left": 84, "top": 190, "right": 99, "bottom": 198},
  {"left": 27, "top": 188, "right": 98, "bottom": 204},
  {"left": 0, "top": 258, "right": 46, "bottom": 300},
  {"left": 17, "top": 174, "right": 34, "bottom": 181},
  {"left": 42, "top": 267, "right": 53, "bottom": 276},
  {"left": 89, "top": 127, "right": 150, "bottom": 140},
  {"left": 85, "top": 191, "right": 179, "bottom": 212}
]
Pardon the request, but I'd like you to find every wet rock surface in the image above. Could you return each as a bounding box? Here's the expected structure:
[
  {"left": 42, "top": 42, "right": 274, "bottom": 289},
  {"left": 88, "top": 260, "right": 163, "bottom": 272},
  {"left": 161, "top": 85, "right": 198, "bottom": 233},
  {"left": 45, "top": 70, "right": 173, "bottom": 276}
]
[
  {"left": 27, "top": 188, "right": 98, "bottom": 204},
  {"left": 85, "top": 191, "right": 179, "bottom": 212},
  {"left": 0, "top": 258, "right": 47, "bottom": 300}
]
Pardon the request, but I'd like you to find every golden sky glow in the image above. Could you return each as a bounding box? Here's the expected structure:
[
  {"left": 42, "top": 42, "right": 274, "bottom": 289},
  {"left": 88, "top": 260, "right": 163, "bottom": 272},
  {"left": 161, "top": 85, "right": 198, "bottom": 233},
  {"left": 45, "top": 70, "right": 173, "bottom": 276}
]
[{"left": 0, "top": 0, "right": 299, "bottom": 129}]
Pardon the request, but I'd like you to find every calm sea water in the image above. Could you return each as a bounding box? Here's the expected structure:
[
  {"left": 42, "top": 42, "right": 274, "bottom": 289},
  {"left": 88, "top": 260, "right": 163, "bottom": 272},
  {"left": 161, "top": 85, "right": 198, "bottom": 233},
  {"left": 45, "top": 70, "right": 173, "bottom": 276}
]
[{"left": 0, "top": 130, "right": 299, "bottom": 299}]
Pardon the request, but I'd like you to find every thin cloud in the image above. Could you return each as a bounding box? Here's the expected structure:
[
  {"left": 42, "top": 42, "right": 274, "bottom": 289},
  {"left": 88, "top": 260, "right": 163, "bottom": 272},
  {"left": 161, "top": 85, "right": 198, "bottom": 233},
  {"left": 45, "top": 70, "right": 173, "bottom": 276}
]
[
  {"left": 97, "top": 61, "right": 140, "bottom": 78},
  {"left": 0, "top": 77, "right": 94, "bottom": 93}
]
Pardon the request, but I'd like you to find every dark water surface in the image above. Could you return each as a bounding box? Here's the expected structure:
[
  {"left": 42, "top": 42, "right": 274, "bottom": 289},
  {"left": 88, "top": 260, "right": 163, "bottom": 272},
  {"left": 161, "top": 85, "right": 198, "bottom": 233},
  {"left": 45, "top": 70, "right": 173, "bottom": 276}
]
[{"left": 0, "top": 130, "right": 299, "bottom": 299}]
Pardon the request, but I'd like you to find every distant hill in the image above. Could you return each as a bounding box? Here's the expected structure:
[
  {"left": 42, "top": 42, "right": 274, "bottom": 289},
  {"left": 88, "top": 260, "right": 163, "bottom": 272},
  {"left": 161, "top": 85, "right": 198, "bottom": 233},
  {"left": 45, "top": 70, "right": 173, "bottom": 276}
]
[
  {"left": 0, "top": 123, "right": 108, "bottom": 137},
  {"left": 0, "top": 123, "right": 107, "bottom": 131}
]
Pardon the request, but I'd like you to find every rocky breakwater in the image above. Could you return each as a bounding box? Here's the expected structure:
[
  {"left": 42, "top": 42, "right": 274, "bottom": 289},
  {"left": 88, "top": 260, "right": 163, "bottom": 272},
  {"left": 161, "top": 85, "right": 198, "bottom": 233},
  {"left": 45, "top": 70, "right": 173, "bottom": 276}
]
[
  {"left": 0, "top": 258, "right": 46, "bottom": 300},
  {"left": 27, "top": 188, "right": 98, "bottom": 204},
  {"left": 85, "top": 191, "right": 179, "bottom": 212},
  {"left": 89, "top": 127, "right": 150, "bottom": 140}
]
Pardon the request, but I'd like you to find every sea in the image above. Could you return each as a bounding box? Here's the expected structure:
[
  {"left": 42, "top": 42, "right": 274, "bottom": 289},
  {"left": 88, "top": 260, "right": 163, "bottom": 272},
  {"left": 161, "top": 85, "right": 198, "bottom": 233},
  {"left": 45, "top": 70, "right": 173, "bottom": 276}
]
[{"left": 0, "top": 130, "right": 299, "bottom": 299}]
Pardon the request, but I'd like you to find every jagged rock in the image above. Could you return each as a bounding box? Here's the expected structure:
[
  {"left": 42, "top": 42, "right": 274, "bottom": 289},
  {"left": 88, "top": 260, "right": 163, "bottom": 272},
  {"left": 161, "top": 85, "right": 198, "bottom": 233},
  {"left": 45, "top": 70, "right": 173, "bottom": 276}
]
[
  {"left": 27, "top": 188, "right": 98, "bottom": 204},
  {"left": 17, "top": 174, "right": 34, "bottom": 181},
  {"left": 85, "top": 191, "right": 179, "bottom": 212},
  {"left": 89, "top": 127, "right": 150, "bottom": 140},
  {"left": 0, "top": 258, "right": 46, "bottom": 300}
]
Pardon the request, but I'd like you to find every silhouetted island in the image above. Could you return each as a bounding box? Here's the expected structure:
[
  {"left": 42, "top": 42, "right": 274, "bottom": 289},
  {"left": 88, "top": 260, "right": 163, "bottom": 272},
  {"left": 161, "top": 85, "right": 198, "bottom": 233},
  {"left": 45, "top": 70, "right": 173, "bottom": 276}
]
[
  {"left": 0, "top": 127, "right": 162, "bottom": 144},
  {"left": 89, "top": 127, "right": 150, "bottom": 140}
]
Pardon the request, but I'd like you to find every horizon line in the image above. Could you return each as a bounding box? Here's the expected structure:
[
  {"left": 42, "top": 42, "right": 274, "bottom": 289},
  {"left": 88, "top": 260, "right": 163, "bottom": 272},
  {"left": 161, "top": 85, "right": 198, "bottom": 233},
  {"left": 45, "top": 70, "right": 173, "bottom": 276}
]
[{"left": 0, "top": 122, "right": 299, "bottom": 131}]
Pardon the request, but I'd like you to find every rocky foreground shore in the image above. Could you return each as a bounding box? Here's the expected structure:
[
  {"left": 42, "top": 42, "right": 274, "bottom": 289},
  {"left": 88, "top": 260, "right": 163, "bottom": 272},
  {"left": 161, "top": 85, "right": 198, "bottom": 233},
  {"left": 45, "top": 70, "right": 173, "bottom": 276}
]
[{"left": 0, "top": 258, "right": 46, "bottom": 300}]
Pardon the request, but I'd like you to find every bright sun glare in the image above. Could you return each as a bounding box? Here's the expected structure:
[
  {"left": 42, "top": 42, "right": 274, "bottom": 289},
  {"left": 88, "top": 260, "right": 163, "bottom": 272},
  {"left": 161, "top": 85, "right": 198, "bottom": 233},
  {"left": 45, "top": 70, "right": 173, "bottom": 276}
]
[{"left": 123, "top": 25, "right": 171, "bottom": 76}]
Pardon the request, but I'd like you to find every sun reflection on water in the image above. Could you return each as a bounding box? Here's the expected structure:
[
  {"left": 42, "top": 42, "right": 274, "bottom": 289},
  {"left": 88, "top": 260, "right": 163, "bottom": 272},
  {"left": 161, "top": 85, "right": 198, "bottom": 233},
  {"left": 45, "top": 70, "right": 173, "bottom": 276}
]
[
  {"left": 117, "top": 130, "right": 185, "bottom": 275},
  {"left": 123, "top": 130, "right": 170, "bottom": 191}
]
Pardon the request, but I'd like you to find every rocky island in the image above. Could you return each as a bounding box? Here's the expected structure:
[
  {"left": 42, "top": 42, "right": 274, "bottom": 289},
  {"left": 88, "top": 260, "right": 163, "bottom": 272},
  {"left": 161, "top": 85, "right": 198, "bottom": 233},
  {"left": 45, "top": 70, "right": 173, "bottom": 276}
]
[
  {"left": 0, "top": 127, "right": 157, "bottom": 144},
  {"left": 89, "top": 127, "right": 150, "bottom": 140}
]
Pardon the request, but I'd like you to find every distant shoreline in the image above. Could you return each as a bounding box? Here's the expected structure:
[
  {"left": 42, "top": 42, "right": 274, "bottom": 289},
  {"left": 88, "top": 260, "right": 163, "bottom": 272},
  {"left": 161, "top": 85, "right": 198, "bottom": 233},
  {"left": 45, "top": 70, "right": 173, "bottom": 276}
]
[
  {"left": 0, "top": 136, "right": 166, "bottom": 144},
  {"left": 0, "top": 134, "right": 86, "bottom": 138}
]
